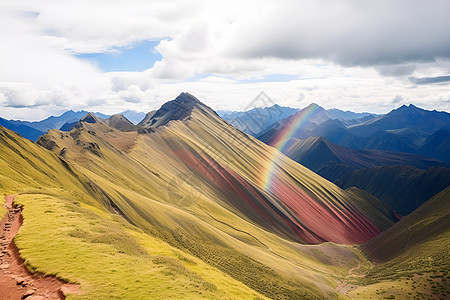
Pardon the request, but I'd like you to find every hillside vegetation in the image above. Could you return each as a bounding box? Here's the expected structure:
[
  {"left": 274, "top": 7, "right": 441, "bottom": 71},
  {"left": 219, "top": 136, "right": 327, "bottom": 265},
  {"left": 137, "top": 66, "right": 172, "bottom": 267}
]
[{"left": 2, "top": 93, "right": 447, "bottom": 299}]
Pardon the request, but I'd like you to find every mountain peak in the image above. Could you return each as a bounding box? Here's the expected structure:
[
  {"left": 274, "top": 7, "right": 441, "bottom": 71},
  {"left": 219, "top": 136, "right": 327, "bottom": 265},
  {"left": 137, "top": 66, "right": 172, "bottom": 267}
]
[
  {"left": 80, "top": 112, "right": 104, "bottom": 124},
  {"left": 173, "top": 92, "right": 202, "bottom": 105},
  {"left": 106, "top": 114, "right": 137, "bottom": 132},
  {"left": 396, "top": 103, "right": 422, "bottom": 112},
  {"left": 307, "top": 103, "right": 323, "bottom": 109},
  {"left": 141, "top": 93, "right": 216, "bottom": 129}
]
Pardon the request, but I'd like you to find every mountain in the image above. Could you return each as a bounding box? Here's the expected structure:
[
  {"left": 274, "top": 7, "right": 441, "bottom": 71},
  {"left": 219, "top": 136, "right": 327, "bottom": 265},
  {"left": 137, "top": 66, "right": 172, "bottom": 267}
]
[
  {"left": 32, "top": 92, "right": 401, "bottom": 298},
  {"left": 8, "top": 110, "right": 110, "bottom": 133},
  {"left": 258, "top": 104, "right": 450, "bottom": 161},
  {"left": 362, "top": 187, "right": 449, "bottom": 263},
  {"left": 3, "top": 110, "right": 111, "bottom": 140},
  {"left": 105, "top": 114, "right": 138, "bottom": 132},
  {"left": 0, "top": 124, "right": 273, "bottom": 299},
  {"left": 47, "top": 93, "right": 393, "bottom": 245},
  {"left": 258, "top": 103, "right": 331, "bottom": 144},
  {"left": 348, "top": 104, "right": 450, "bottom": 137},
  {"left": 220, "top": 104, "right": 299, "bottom": 136},
  {"left": 357, "top": 188, "right": 450, "bottom": 299},
  {"left": 1, "top": 92, "right": 447, "bottom": 299},
  {"left": 335, "top": 165, "right": 450, "bottom": 215},
  {"left": 59, "top": 121, "right": 78, "bottom": 131},
  {"left": 0, "top": 117, "right": 45, "bottom": 141},
  {"left": 62, "top": 112, "right": 141, "bottom": 132},
  {"left": 418, "top": 128, "right": 450, "bottom": 164},
  {"left": 220, "top": 105, "right": 376, "bottom": 137},
  {"left": 140, "top": 92, "right": 217, "bottom": 129},
  {"left": 284, "top": 136, "right": 447, "bottom": 182},
  {"left": 137, "top": 110, "right": 156, "bottom": 127}
]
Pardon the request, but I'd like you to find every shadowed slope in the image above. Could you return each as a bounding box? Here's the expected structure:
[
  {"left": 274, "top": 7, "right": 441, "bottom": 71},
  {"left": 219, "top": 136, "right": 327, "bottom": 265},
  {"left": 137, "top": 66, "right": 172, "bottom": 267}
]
[
  {"left": 418, "top": 128, "right": 450, "bottom": 164},
  {"left": 360, "top": 187, "right": 450, "bottom": 293},
  {"left": 362, "top": 187, "right": 450, "bottom": 263},
  {"left": 335, "top": 165, "right": 450, "bottom": 215},
  {"left": 284, "top": 136, "right": 446, "bottom": 182}
]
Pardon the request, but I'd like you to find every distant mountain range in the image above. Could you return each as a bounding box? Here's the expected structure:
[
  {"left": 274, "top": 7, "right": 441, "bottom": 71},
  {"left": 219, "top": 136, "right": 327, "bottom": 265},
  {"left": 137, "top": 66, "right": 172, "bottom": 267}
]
[
  {"left": 336, "top": 165, "right": 450, "bottom": 215},
  {"left": 219, "top": 105, "right": 299, "bottom": 136},
  {"left": 285, "top": 136, "right": 447, "bottom": 180},
  {"left": 259, "top": 103, "right": 450, "bottom": 163},
  {"left": 283, "top": 136, "right": 449, "bottom": 214},
  {"left": 0, "top": 117, "right": 45, "bottom": 141},
  {"left": 1, "top": 110, "right": 146, "bottom": 141},
  {"left": 220, "top": 104, "right": 376, "bottom": 136}
]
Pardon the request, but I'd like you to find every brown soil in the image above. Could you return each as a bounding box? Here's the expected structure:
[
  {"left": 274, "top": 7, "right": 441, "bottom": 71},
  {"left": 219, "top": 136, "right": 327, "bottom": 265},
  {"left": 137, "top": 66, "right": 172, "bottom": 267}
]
[{"left": 0, "top": 195, "right": 79, "bottom": 299}]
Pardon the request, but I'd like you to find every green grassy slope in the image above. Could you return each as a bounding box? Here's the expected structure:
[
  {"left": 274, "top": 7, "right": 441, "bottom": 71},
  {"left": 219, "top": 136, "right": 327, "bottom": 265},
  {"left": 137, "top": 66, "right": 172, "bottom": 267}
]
[
  {"left": 0, "top": 125, "right": 268, "bottom": 299},
  {"left": 33, "top": 93, "right": 399, "bottom": 298},
  {"left": 348, "top": 188, "right": 450, "bottom": 299},
  {"left": 37, "top": 108, "right": 363, "bottom": 298},
  {"left": 1, "top": 122, "right": 354, "bottom": 298},
  {"left": 362, "top": 187, "right": 450, "bottom": 270}
]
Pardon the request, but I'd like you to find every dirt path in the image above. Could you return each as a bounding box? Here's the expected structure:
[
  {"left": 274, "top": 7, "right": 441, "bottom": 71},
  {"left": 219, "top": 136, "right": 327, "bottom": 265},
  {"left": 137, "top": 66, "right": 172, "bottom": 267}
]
[
  {"left": 0, "top": 194, "right": 78, "bottom": 299},
  {"left": 335, "top": 262, "right": 361, "bottom": 296}
]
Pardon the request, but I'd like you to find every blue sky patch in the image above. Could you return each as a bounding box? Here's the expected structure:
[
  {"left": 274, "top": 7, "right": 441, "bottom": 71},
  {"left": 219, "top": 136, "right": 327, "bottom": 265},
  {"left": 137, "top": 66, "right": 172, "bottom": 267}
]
[{"left": 76, "top": 40, "right": 162, "bottom": 72}]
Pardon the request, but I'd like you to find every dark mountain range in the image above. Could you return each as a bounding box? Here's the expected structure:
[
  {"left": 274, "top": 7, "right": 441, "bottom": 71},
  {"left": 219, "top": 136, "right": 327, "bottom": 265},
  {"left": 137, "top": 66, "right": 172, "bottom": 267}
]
[
  {"left": 418, "top": 129, "right": 450, "bottom": 164},
  {"left": 335, "top": 165, "right": 450, "bottom": 215},
  {"left": 348, "top": 104, "right": 450, "bottom": 137},
  {"left": 284, "top": 136, "right": 447, "bottom": 182},
  {"left": 258, "top": 103, "right": 450, "bottom": 162},
  {"left": 2, "top": 110, "right": 144, "bottom": 140},
  {"left": 220, "top": 104, "right": 377, "bottom": 137},
  {"left": 257, "top": 103, "right": 331, "bottom": 143},
  {"left": 0, "top": 117, "right": 45, "bottom": 141},
  {"left": 8, "top": 110, "right": 110, "bottom": 133},
  {"left": 137, "top": 110, "right": 156, "bottom": 127}
]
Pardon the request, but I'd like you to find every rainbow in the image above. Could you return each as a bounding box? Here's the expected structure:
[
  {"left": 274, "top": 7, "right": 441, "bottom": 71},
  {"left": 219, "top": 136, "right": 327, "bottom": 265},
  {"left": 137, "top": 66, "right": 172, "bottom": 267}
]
[{"left": 261, "top": 104, "right": 321, "bottom": 190}]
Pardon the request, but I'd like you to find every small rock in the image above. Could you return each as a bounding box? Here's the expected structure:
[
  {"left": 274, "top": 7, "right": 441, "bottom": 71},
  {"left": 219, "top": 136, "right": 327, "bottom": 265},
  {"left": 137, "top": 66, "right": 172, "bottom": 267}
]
[
  {"left": 21, "top": 289, "right": 35, "bottom": 299},
  {"left": 59, "top": 286, "right": 72, "bottom": 296},
  {"left": 25, "top": 297, "right": 45, "bottom": 300},
  {"left": 0, "top": 263, "right": 10, "bottom": 269},
  {"left": 14, "top": 275, "right": 25, "bottom": 285}
]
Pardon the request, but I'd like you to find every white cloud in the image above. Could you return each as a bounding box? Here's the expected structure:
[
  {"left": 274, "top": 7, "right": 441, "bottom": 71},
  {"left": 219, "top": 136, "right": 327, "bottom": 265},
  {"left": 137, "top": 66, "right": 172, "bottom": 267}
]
[{"left": 0, "top": 0, "right": 449, "bottom": 121}]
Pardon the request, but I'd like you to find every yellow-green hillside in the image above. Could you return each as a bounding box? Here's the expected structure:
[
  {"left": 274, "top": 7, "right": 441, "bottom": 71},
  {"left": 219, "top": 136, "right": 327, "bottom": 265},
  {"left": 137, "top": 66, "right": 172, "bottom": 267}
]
[
  {"left": 32, "top": 93, "right": 399, "bottom": 298},
  {"left": 0, "top": 125, "right": 268, "bottom": 299},
  {"left": 344, "top": 187, "right": 450, "bottom": 299}
]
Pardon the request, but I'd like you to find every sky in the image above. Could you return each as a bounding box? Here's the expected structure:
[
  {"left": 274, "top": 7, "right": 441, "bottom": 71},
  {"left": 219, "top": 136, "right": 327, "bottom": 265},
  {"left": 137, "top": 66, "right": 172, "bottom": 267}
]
[{"left": 1, "top": 0, "right": 449, "bottom": 121}]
